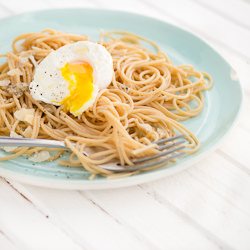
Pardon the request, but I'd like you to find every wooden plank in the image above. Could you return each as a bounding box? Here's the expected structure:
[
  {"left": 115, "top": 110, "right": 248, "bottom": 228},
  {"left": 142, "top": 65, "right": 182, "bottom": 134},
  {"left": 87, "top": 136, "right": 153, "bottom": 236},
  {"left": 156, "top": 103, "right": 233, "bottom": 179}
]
[
  {"left": 194, "top": 0, "right": 250, "bottom": 30},
  {"left": 187, "top": 152, "right": 250, "bottom": 217},
  {"left": 218, "top": 126, "right": 250, "bottom": 172},
  {"left": 2, "top": 0, "right": 250, "bottom": 61},
  {"left": 0, "top": 1, "right": 49, "bottom": 13},
  {"left": 89, "top": 0, "right": 170, "bottom": 20},
  {"left": 0, "top": 3, "right": 15, "bottom": 17},
  {"left": 0, "top": 231, "right": 18, "bottom": 250},
  {"left": 42, "top": 0, "right": 96, "bottom": 8},
  {"left": 238, "top": 97, "right": 250, "bottom": 133},
  {"left": 0, "top": 178, "right": 84, "bottom": 250},
  {"left": 139, "top": 0, "right": 250, "bottom": 59},
  {"left": 140, "top": 157, "right": 250, "bottom": 249},
  {"left": 3, "top": 180, "right": 157, "bottom": 250},
  {"left": 6, "top": 180, "right": 222, "bottom": 249},
  {"left": 80, "top": 187, "right": 222, "bottom": 249}
]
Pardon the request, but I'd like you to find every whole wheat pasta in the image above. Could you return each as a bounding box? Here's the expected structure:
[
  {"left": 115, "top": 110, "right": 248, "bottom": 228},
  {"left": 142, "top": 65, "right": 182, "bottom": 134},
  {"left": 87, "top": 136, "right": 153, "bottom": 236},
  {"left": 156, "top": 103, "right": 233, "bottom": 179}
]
[{"left": 0, "top": 29, "right": 213, "bottom": 178}]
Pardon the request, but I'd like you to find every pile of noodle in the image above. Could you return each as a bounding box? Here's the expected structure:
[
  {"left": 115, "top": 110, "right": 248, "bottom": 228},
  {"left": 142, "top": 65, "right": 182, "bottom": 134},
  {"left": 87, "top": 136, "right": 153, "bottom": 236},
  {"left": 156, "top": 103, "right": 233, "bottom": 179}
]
[{"left": 0, "top": 29, "right": 212, "bottom": 179}]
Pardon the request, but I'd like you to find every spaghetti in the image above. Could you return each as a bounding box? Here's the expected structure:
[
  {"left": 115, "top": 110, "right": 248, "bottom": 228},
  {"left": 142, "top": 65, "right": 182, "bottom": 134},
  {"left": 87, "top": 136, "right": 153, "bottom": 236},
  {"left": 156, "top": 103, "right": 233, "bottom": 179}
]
[{"left": 0, "top": 29, "right": 212, "bottom": 179}]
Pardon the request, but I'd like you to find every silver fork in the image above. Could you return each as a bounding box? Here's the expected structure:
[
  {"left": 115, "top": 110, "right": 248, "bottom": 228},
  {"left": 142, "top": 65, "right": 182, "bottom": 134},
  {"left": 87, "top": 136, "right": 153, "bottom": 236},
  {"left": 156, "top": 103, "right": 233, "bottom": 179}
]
[{"left": 0, "top": 135, "right": 186, "bottom": 172}]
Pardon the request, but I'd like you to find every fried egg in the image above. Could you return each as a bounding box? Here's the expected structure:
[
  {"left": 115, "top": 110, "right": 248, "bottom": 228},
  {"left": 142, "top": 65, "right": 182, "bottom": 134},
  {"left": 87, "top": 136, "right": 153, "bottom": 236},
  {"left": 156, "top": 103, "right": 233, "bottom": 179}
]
[{"left": 29, "top": 41, "right": 113, "bottom": 116}]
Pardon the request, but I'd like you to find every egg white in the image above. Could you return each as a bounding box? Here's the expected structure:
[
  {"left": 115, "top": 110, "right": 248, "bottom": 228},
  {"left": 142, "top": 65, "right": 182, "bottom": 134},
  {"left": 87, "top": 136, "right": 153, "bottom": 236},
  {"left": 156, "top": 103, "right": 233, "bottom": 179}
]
[{"left": 29, "top": 41, "right": 113, "bottom": 115}]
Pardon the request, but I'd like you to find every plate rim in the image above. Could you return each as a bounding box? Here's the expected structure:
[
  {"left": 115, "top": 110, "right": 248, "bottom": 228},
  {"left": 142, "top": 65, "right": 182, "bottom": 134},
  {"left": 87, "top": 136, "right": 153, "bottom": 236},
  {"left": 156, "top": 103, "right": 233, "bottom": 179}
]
[{"left": 0, "top": 8, "right": 244, "bottom": 189}]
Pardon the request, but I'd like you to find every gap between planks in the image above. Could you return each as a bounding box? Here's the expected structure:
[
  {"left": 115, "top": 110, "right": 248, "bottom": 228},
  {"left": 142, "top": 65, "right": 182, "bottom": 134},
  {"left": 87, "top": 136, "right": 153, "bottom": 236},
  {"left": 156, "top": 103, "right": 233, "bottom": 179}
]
[
  {"left": 4, "top": 173, "right": 245, "bottom": 250},
  {"left": 193, "top": 0, "right": 250, "bottom": 31},
  {"left": 2, "top": 177, "right": 229, "bottom": 250},
  {"left": 0, "top": 229, "right": 18, "bottom": 250},
  {"left": 138, "top": 184, "right": 235, "bottom": 250},
  {"left": 138, "top": 0, "right": 250, "bottom": 61},
  {"left": 1, "top": 178, "right": 89, "bottom": 250},
  {"left": 0, "top": 3, "right": 15, "bottom": 14},
  {"left": 216, "top": 150, "right": 250, "bottom": 176},
  {"left": 0, "top": 0, "right": 250, "bottom": 64},
  {"left": 78, "top": 191, "right": 160, "bottom": 250},
  {"left": 2, "top": 178, "right": 156, "bottom": 250}
]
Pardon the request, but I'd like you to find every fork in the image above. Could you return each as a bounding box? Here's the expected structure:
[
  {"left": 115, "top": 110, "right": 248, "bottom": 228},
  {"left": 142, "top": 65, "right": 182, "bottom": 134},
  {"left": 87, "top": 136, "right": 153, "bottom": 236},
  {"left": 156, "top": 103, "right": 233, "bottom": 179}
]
[{"left": 0, "top": 135, "right": 186, "bottom": 172}]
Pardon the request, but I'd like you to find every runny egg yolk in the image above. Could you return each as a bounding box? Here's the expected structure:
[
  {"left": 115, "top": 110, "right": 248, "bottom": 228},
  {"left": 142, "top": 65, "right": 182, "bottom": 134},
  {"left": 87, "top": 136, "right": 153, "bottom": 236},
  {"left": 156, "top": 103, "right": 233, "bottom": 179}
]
[{"left": 60, "top": 61, "right": 93, "bottom": 115}]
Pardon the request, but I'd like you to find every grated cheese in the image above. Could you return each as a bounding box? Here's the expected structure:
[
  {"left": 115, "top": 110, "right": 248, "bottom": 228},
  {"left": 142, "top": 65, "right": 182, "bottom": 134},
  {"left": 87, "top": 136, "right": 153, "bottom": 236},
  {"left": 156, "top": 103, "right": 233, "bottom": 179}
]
[
  {"left": 29, "top": 55, "right": 38, "bottom": 68},
  {"left": 1, "top": 146, "right": 17, "bottom": 153},
  {"left": 19, "top": 55, "right": 29, "bottom": 66},
  {"left": 15, "top": 44, "right": 24, "bottom": 52},
  {"left": 7, "top": 68, "right": 23, "bottom": 76},
  {"left": 29, "top": 151, "right": 51, "bottom": 162},
  {"left": 0, "top": 80, "right": 10, "bottom": 87},
  {"left": 14, "top": 108, "right": 35, "bottom": 124},
  {"left": 10, "top": 131, "right": 23, "bottom": 138},
  {"left": 157, "top": 128, "right": 166, "bottom": 138},
  {"left": 23, "top": 126, "right": 33, "bottom": 138},
  {"left": 1, "top": 131, "right": 23, "bottom": 152},
  {"left": 138, "top": 123, "right": 153, "bottom": 134}
]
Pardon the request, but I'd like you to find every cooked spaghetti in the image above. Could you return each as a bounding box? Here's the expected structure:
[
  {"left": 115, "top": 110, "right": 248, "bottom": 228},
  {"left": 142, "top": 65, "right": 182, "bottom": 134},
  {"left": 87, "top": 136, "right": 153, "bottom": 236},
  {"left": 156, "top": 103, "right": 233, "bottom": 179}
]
[{"left": 0, "top": 29, "right": 212, "bottom": 179}]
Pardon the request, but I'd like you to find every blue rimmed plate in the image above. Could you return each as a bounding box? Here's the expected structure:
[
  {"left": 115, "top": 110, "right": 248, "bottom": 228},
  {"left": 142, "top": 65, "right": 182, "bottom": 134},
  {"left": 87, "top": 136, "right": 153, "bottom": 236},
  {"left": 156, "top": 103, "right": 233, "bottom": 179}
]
[{"left": 0, "top": 9, "right": 243, "bottom": 189}]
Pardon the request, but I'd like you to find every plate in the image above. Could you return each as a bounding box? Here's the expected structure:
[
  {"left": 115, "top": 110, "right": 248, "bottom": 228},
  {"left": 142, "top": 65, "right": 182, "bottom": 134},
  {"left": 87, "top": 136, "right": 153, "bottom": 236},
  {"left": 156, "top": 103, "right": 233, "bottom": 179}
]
[{"left": 0, "top": 9, "right": 243, "bottom": 189}]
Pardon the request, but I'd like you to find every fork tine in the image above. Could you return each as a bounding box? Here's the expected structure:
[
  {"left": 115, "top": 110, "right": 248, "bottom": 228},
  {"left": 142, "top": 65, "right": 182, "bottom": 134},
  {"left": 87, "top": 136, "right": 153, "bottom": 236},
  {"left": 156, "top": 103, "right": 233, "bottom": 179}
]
[
  {"left": 132, "top": 145, "right": 186, "bottom": 164},
  {"left": 158, "top": 140, "right": 186, "bottom": 151},
  {"left": 152, "top": 134, "right": 186, "bottom": 145},
  {"left": 115, "top": 152, "right": 186, "bottom": 172}
]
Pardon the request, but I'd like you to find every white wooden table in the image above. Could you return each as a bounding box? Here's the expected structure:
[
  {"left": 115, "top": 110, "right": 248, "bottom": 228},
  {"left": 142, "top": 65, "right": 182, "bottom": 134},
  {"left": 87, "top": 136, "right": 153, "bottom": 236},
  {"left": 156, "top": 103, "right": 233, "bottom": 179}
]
[{"left": 0, "top": 0, "right": 250, "bottom": 249}]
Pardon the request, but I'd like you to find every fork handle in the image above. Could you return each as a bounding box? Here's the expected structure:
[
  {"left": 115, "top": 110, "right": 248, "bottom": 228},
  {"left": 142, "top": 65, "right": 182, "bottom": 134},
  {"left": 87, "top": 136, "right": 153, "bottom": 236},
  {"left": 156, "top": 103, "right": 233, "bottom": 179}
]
[{"left": 0, "top": 137, "right": 68, "bottom": 149}]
